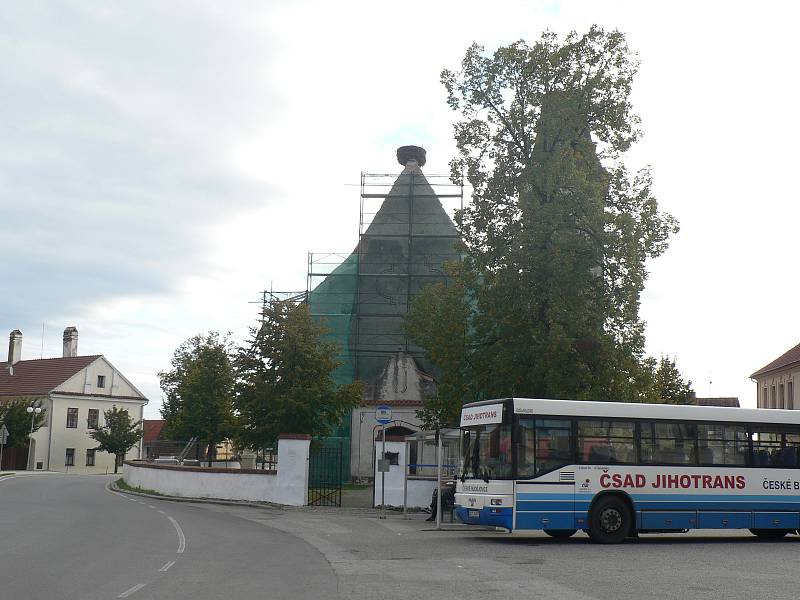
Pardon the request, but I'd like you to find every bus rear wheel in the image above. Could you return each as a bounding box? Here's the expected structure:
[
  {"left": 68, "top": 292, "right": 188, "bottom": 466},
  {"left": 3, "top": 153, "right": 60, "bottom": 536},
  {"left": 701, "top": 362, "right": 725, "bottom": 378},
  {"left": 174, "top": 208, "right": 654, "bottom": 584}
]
[
  {"left": 750, "top": 529, "right": 791, "bottom": 540},
  {"left": 589, "top": 496, "right": 631, "bottom": 544},
  {"left": 544, "top": 529, "right": 577, "bottom": 540}
]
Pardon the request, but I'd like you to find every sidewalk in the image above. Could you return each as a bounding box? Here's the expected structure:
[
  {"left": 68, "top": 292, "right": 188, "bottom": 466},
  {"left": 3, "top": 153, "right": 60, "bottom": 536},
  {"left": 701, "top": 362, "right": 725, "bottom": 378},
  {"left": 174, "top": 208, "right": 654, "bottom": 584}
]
[
  {"left": 192, "top": 500, "right": 545, "bottom": 600},
  {"left": 341, "top": 485, "right": 373, "bottom": 508}
]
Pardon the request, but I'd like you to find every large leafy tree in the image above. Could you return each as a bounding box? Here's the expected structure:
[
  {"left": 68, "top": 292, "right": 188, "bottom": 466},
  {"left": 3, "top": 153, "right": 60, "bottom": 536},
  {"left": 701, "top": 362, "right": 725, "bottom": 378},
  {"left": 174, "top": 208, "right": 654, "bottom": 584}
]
[
  {"left": 159, "top": 332, "right": 235, "bottom": 466},
  {"left": 409, "top": 27, "right": 678, "bottom": 423},
  {"left": 234, "top": 300, "right": 362, "bottom": 451},
  {"left": 0, "top": 398, "right": 47, "bottom": 448},
  {"left": 88, "top": 406, "right": 142, "bottom": 473}
]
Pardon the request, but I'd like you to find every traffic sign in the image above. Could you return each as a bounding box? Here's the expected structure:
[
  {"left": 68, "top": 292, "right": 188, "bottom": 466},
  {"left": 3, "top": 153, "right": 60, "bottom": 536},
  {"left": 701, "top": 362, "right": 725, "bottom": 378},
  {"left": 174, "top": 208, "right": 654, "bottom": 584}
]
[
  {"left": 0, "top": 423, "right": 8, "bottom": 446},
  {"left": 375, "top": 405, "right": 392, "bottom": 425}
]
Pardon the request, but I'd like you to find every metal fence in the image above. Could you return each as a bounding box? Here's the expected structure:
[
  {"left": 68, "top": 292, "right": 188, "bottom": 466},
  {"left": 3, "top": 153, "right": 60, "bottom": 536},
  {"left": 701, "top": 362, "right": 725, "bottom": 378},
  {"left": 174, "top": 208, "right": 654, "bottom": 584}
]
[{"left": 308, "top": 443, "right": 343, "bottom": 507}]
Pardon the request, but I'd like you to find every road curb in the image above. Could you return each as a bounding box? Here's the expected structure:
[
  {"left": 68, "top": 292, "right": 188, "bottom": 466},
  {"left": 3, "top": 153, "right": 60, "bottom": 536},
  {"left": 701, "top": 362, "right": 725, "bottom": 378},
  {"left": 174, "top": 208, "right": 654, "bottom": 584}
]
[
  {"left": 106, "top": 479, "right": 480, "bottom": 522},
  {"left": 107, "top": 479, "right": 286, "bottom": 510}
]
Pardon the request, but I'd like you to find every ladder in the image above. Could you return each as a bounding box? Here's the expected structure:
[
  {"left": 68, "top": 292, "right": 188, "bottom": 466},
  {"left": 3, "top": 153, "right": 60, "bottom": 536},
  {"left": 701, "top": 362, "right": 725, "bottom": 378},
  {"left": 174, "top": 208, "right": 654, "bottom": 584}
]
[{"left": 177, "top": 437, "right": 198, "bottom": 463}]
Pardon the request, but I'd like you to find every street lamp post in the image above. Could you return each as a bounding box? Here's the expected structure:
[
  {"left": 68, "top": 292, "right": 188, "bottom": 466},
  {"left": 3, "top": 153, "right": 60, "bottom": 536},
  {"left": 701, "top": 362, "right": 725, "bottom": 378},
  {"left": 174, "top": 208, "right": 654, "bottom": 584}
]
[{"left": 26, "top": 405, "right": 42, "bottom": 471}]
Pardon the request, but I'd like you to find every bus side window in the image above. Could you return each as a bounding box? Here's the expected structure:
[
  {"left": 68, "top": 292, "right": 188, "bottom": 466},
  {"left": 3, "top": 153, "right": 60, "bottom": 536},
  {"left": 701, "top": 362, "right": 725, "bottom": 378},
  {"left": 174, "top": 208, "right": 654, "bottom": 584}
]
[
  {"left": 640, "top": 422, "right": 696, "bottom": 466},
  {"left": 578, "top": 419, "right": 635, "bottom": 465},
  {"left": 752, "top": 426, "right": 800, "bottom": 468},
  {"left": 534, "top": 419, "right": 573, "bottom": 476},
  {"left": 698, "top": 424, "right": 747, "bottom": 466}
]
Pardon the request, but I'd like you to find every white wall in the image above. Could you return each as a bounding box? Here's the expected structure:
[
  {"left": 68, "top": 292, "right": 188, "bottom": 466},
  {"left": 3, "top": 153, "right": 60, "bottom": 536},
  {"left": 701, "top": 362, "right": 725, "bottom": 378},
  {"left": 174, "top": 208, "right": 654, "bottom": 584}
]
[
  {"left": 54, "top": 357, "right": 142, "bottom": 398},
  {"left": 350, "top": 407, "right": 421, "bottom": 479},
  {"left": 125, "top": 463, "right": 280, "bottom": 502},
  {"left": 24, "top": 355, "right": 149, "bottom": 472},
  {"left": 30, "top": 394, "right": 146, "bottom": 473},
  {"left": 372, "top": 440, "right": 437, "bottom": 508},
  {"left": 123, "top": 436, "right": 310, "bottom": 506},
  {"left": 756, "top": 366, "right": 799, "bottom": 409}
]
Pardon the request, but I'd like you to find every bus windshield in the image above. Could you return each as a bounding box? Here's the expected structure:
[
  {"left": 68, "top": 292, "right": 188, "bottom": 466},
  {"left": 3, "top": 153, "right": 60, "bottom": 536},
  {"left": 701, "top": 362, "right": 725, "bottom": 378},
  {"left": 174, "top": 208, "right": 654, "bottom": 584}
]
[{"left": 461, "top": 423, "right": 513, "bottom": 480}]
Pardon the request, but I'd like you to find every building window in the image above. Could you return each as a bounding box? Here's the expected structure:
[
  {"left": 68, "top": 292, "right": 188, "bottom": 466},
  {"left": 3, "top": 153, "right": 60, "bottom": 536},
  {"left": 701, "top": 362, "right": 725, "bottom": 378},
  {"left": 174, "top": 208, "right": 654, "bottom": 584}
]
[
  {"left": 97, "top": 375, "right": 106, "bottom": 388},
  {"left": 86, "top": 449, "right": 96, "bottom": 467},
  {"left": 789, "top": 382, "right": 795, "bottom": 410},
  {"left": 65, "top": 448, "right": 75, "bottom": 467},
  {"left": 87, "top": 409, "right": 99, "bottom": 430},
  {"left": 771, "top": 386, "right": 777, "bottom": 409},
  {"left": 780, "top": 384, "right": 785, "bottom": 409},
  {"left": 66, "top": 408, "right": 78, "bottom": 428},
  {"left": 763, "top": 387, "right": 769, "bottom": 408}
]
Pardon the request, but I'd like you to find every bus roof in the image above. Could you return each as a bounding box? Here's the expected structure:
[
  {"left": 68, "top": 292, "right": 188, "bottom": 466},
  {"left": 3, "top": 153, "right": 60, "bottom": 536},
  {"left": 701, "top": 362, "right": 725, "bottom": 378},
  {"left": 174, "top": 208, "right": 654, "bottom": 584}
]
[{"left": 461, "top": 397, "right": 800, "bottom": 426}]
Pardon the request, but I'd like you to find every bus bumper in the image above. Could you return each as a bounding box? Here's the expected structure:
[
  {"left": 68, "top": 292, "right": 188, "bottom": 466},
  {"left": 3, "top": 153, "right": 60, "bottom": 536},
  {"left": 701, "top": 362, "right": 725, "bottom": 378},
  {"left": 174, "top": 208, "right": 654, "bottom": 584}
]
[{"left": 455, "top": 505, "right": 513, "bottom": 530}]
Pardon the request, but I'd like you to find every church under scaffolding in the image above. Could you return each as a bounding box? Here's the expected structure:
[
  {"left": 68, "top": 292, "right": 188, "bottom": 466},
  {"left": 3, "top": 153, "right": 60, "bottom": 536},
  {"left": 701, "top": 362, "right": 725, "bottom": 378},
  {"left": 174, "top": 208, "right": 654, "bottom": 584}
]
[{"left": 306, "top": 146, "right": 462, "bottom": 479}]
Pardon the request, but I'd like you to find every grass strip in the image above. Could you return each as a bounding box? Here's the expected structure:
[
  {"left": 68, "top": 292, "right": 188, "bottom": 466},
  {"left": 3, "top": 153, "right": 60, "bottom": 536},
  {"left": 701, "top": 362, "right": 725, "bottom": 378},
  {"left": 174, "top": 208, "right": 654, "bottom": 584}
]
[{"left": 115, "top": 477, "right": 164, "bottom": 496}]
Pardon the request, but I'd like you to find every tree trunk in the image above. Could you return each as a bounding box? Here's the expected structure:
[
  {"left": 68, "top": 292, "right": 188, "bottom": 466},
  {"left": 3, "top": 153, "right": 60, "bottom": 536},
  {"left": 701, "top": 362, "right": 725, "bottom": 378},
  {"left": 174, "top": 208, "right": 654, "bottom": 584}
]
[
  {"left": 114, "top": 456, "right": 119, "bottom": 474},
  {"left": 207, "top": 441, "right": 214, "bottom": 467}
]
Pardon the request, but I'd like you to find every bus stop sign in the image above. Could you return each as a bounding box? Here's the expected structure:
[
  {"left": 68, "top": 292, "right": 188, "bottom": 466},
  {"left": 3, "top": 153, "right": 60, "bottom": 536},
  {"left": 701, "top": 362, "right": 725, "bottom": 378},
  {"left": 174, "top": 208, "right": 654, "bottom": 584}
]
[{"left": 375, "top": 405, "right": 392, "bottom": 425}]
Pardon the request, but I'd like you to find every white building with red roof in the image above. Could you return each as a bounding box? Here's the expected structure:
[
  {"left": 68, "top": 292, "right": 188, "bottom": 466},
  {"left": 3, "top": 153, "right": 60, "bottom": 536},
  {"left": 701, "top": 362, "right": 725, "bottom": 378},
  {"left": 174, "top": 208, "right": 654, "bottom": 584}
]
[
  {"left": 751, "top": 342, "right": 800, "bottom": 409},
  {"left": 1, "top": 327, "right": 148, "bottom": 472}
]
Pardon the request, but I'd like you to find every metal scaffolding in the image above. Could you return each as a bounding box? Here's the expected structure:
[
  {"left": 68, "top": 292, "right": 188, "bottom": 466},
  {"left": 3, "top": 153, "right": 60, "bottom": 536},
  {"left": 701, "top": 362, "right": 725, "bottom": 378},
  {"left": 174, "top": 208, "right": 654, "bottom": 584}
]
[{"left": 307, "top": 170, "right": 463, "bottom": 387}]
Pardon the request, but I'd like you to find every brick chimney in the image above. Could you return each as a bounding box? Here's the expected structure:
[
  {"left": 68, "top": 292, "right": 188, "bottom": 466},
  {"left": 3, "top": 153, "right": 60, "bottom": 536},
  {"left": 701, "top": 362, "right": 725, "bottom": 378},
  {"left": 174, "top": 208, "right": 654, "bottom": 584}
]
[
  {"left": 63, "top": 326, "right": 78, "bottom": 358},
  {"left": 8, "top": 330, "right": 22, "bottom": 365}
]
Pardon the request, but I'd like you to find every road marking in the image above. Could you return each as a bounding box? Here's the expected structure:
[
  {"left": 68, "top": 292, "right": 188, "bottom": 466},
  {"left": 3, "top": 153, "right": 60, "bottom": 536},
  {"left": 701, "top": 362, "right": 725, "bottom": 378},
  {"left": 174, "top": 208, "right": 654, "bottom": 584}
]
[
  {"left": 167, "top": 515, "right": 186, "bottom": 554},
  {"left": 159, "top": 560, "right": 176, "bottom": 572},
  {"left": 117, "top": 583, "right": 146, "bottom": 598},
  {"left": 0, "top": 474, "right": 37, "bottom": 482},
  {"left": 104, "top": 481, "right": 186, "bottom": 555}
]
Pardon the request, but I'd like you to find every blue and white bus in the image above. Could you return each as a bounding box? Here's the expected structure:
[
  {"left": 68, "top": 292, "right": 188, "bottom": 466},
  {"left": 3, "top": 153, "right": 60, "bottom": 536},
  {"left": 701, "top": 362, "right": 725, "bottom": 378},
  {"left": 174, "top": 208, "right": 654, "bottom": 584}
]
[{"left": 455, "top": 398, "right": 800, "bottom": 543}]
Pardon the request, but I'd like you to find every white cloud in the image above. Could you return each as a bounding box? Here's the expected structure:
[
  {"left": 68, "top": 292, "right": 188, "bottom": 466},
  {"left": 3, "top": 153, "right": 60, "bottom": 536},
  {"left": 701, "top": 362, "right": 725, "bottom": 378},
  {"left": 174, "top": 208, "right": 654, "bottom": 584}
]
[{"left": 2, "top": 0, "right": 798, "bottom": 416}]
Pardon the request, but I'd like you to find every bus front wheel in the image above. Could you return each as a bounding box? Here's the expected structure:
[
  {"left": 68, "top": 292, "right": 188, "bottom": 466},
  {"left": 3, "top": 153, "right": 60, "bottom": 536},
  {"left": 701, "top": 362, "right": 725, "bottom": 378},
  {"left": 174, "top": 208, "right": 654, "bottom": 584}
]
[
  {"left": 589, "top": 496, "right": 631, "bottom": 544},
  {"left": 544, "top": 529, "right": 577, "bottom": 540},
  {"left": 750, "top": 529, "right": 791, "bottom": 540}
]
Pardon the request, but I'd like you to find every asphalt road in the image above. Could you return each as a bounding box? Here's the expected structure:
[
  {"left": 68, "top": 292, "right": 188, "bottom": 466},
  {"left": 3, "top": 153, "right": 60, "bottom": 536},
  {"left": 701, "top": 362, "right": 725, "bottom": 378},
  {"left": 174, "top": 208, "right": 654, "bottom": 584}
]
[
  {"left": 4, "top": 473, "right": 800, "bottom": 600},
  {"left": 220, "top": 504, "right": 800, "bottom": 600},
  {"left": 0, "top": 473, "right": 335, "bottom": 600}
]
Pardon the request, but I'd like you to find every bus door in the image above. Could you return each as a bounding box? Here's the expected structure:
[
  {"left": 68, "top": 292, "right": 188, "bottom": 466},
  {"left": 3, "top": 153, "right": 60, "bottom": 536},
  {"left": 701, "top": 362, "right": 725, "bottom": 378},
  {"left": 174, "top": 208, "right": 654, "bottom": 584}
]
[{"left": 514, "top": 418, "right": 576, "bottom": 531}]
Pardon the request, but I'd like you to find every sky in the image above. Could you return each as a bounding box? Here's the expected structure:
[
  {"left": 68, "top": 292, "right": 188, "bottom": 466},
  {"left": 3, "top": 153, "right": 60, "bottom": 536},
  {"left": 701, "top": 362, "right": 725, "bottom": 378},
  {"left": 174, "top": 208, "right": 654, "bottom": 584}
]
[{"left": 1, "top": 0, "right": 798, "bottom": 418}]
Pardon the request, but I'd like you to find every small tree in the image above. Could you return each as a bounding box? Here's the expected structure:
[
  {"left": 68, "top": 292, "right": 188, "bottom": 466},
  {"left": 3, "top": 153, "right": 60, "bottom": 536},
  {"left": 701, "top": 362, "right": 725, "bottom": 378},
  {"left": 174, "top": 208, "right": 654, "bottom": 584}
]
[
  {"left": 643, "top": 356, "right": 695, "bottom": 405},
  {"left": 89, "top": 406, "right": 142, "bottom": 473},
  {"left": 235, "top": 300, "right": 363, "bottom": 451},
  {"left": 159, "top": 332, "right": 235, "bottom": 466},
  {"left": 406, "top": 262, "right": 475, "bottom": 430},
  {"left": 0, "top": 398, "right": 47, "bottom": 448}
]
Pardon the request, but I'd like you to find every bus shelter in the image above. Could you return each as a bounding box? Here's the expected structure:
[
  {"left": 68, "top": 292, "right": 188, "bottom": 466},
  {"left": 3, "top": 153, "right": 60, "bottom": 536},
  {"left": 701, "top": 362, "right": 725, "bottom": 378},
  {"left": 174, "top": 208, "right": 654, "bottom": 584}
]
[
  {"left": 404, "top": 429, "right": 460, "bottom": 527},
  {"left": 372, "top": 429, "right": 461, "bottom": 519},
  {"left": 374, "top": 429, "right": 461, "bottom": 523}
]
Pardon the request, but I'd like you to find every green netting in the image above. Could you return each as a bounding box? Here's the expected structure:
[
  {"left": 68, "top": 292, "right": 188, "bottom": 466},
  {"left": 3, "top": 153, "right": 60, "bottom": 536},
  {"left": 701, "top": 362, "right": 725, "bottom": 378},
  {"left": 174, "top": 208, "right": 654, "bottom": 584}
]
[
  {"left": 309, "top": 166, "right": 460, "bottom": 480},
  {"left": 355, "top": 170, "right": 460, "bottom": 381},
  {"left": 308, "top": 252, "right": 358, "bottom": 389}
]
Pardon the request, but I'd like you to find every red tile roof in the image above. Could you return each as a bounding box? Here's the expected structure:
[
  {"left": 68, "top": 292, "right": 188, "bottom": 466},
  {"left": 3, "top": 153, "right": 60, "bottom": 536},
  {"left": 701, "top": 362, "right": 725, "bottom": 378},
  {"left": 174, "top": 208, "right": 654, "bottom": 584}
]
[
  {"left": 751, "top": 342, "right": 800, "bottom": 378},
  {"left": 143, "top": 419, "right": 165, "bottom": 443},
  {"left": 0, "top": 355, "right": 100, "bottom": 397},
  {"left": 697, "top": 397, "right": 740, "bottom": 408},
  {"left": 362, "top": 399, "right": 423, "bottom": 406}
]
